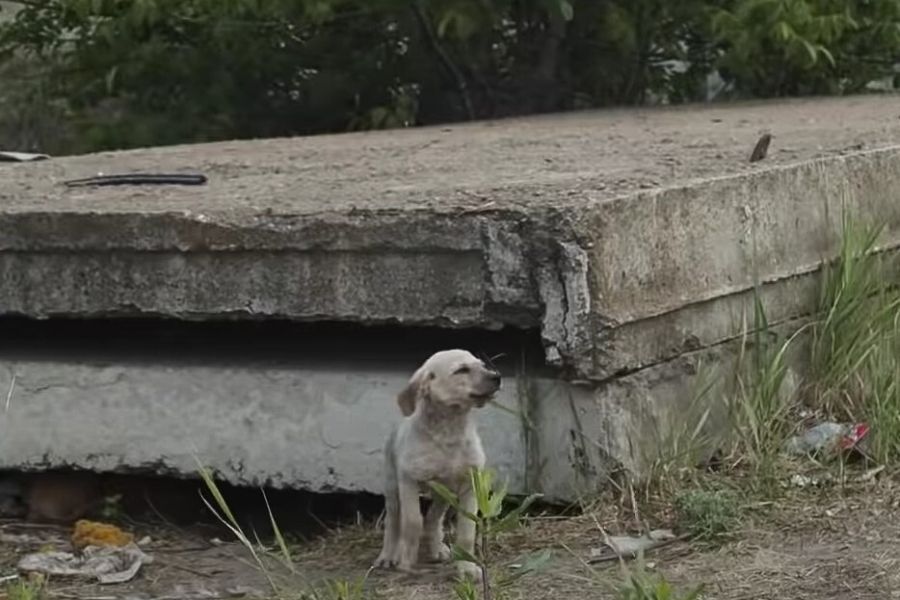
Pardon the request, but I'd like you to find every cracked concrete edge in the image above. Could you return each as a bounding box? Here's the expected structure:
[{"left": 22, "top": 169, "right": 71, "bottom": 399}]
[
  {"left": 569, "top": 145, "right": 900, "bottom": 381},
  {"left": 533, "top": 238, "right": 593, "bottom": 375},
  {"left": 2, "top": 147, "right": 900, "bottom": 383},
  {"left": 581, "top": 147, "right": 900, "bottom": 323}
]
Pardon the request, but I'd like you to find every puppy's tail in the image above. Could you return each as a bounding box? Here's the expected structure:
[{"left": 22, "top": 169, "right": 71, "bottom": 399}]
[
  {"left": 381, "top": 429, "right": 401, "bottom": 541},
  {"left": 382, "top": 429, "right": 399, "bottom": 497}
]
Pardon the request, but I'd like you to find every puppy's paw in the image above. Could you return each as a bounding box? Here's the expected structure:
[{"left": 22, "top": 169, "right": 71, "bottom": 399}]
[
  {"left": 455, "top": 560, "right": 483, "bottom": 581},
  {"left": 373, "top": 553, "right": 397, "bottom": 570},
  {"left": 425, "top": 542, "right": 451, "bottom": 562}
]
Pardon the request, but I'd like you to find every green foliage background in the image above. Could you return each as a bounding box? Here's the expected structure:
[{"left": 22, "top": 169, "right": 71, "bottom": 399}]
[{"left": 0, "top": 0, "right": 898, "bottom": 154}]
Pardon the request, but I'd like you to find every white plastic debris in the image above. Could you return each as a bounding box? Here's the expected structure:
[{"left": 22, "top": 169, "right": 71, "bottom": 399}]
[
  {"left": 17, "top": 543, "right": 152, "bottom": 584},
  {"left": 785, "top": 422, "right": 848, "bottom": 455},
  {"left": 590, "top": 529, "right": 677, "bottom": 561}
]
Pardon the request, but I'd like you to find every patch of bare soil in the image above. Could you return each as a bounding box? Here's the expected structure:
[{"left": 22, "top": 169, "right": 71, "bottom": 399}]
[
  {"left": 0, "top": 521, "right": 272, "bottom": 600},
  {"left": 295, "top": 476, "right": 900, "bottom": 600},
  {"left": 3, "top": 477, "right": 900, "bottom": 599}
]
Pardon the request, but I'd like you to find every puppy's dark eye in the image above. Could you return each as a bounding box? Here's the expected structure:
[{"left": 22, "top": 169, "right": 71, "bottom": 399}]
[{"left": 454, "top": 365, "right": 470, "bottom": 375}]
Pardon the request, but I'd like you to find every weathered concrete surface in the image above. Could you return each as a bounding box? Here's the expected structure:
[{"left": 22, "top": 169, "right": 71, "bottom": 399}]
[
  {"left": 3, "top": 95, "right": 900, "bottom": 376},
  {"left": 3, "top": 95, "right": 900, "bottom": 499},
  {"left": 0, "top": 351, "right": 737, "bottom": 503},
  {"left": 0, "top": 360, "right": 530, "bottom": 493}
]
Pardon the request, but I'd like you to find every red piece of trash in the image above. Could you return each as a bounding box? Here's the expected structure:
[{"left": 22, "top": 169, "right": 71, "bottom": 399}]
[{"left": 839, "top": 423, "right": 869, "bottom": 450}]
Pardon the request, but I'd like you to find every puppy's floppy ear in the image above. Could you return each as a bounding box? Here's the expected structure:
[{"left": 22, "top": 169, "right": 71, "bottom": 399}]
[{"left": 397, "top": 365, "right": 429, "bottom": 417}]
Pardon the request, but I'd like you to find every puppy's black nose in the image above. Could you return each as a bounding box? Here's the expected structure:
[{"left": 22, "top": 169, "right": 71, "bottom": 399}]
[{"left": 488, "top": 371, "right": 501, "bottom": 384}]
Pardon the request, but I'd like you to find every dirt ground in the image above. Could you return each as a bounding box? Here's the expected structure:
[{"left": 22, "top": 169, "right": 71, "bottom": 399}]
[{"left": 3, "top": 471, "right": 900, "bottom": 600}]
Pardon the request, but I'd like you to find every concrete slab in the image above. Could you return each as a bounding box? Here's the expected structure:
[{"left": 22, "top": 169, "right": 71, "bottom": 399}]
[
  {"left": 0, "top": 359, "right": 529, "bottom": 494},
  {"left": 3, "top": 95, "right": 900, "bottom": 375},
  {"left": 3, "top": 95, "right": 900, "bottom": 499}
]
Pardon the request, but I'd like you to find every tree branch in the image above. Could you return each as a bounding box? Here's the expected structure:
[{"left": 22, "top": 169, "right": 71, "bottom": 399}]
[{"left": 410, "top": 0, "right": 475, "bottom": 120}]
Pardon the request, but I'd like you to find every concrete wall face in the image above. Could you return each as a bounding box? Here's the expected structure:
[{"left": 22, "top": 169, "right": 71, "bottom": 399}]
[
  {"left": 0, "top": 360, "right": 530, "bottom": 492},
  {"left": 0, "top": 354, "right": 728, "bottom": 503},
  {"left": 0, "top": 250, "right": 487, "bottom": 324}
]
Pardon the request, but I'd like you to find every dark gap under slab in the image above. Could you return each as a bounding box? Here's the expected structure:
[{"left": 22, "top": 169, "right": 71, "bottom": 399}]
[
  {"left": 0, "top": 316, "right": 550, "bottom": 374},
  {"left": 0, "top": 468, "right": 384, "bottom": 541}
]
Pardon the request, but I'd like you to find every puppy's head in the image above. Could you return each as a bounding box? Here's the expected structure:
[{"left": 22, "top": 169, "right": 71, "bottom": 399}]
[{"left": 397, "top": 349, "right": 501, "bottom": 417}]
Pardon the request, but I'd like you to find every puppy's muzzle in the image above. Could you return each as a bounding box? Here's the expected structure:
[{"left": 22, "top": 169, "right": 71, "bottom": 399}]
[{"left": 470, "top": 370, "right": 502, "bottom": 407}]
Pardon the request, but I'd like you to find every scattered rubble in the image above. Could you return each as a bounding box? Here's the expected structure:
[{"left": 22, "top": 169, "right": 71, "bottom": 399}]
[{"left": 17, "top": 542, "right": 152, "bottom": 584}]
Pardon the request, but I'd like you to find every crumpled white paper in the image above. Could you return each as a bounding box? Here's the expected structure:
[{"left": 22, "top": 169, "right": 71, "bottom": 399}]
[{"left": 18, "top": 542, "right": 153, "bottom": 584}]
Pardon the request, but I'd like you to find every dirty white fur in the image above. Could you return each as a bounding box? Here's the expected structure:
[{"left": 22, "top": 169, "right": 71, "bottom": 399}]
[{"left": 374, "top": 349, "right": 501, "bottom": 580}]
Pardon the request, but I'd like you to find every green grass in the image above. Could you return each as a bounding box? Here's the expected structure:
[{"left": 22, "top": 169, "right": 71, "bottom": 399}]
[
  {"left": 637, "top": 212, "right": 900, "bottom": 506},
  {"left": 809, "top": 212, "right": 900, "bottom": 464},
  {"left": 5, "top": 576, "right": 45, "bottom": 600},
  {"left": 616, "top": 563, "right": 704, "bottom": 600},
  {"left": 674, "top": 488, "right": 740, "bottom": 541},
  {"left": 811, "top": 212, "right": 900, "bottom": 419},
  {"left": 852, "top": 310, "right": 900, "bottom": 465},
  {"left": 725, "top": 291, "right": 804, "bottom": 490}
]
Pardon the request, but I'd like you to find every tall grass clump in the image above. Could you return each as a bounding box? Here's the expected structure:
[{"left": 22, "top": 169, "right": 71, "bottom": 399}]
[
  {"left": 727, "top": 293, "right": 802, "bottom": 484},
  {"left": 810, "top": 213, "right": 900, "bottom": 464},
  {"left": 858, "top": 327, "right": 900, "bottom": 465},
  {"left": 811, "top": 214, "right": 900, "bottom": 419}
]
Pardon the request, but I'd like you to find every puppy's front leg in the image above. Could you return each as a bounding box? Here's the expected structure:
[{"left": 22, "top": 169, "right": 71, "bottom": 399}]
[
  {"left": 397, "top": 477, "right": 423, "bottom": 572},
  {"left": 455, "top": 487, "right": 483, "bottom": 580},
  {"left": 422, "top": 496, "right": 450, "bottom": 562},
  {"left": 374, "top": 483, "right": 400, "bottom": 568}
]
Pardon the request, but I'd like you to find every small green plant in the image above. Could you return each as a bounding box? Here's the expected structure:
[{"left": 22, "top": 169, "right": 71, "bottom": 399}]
[
  {"left": 616, "top": 560, "right": 704, "bottom": 600},
  {"left": 306, "top": 578, "right": 367, "bottom": 600},
  {"left": 674, "top": 488, "right": 739, "bottom": 541},
  {"left": 451, "top": 576, "right": 480, "bottom": 600},
  {"left": 5, "top": 574, "right": 46, "bottom": 600},
  {"left": 431, "top": 468, "right": 548, "bottom": 600}
]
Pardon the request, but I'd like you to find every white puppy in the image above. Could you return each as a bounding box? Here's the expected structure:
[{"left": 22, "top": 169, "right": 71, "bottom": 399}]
[{"left": 374, "top": 349, "right": 501, "bottom": 579}]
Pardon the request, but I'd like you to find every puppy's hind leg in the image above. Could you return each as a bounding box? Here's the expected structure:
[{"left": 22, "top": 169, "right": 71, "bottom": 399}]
[
  {"left": 422, "top": 496, "right": 450, "bottom": 562},
  {"left": 397, "top": 476, "right": 423, "bottom": 572},
  {"left": 374, "top": 437, "right": 401, "bottom": 569}
]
